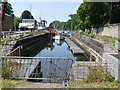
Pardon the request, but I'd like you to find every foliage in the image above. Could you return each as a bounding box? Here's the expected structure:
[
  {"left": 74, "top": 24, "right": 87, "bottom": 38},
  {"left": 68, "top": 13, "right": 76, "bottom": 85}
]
[
  {"left": 2, "top": 60, "right": 20, "bottom": 79},
  {"left": 69, "top": 79, "right": 119, "bottom": 88},
  {"left": 1, "top": 79, "right": 31, "bottom": 88},
  {"left": 105, "top": 74, "right": 115, "bottom": 82},
  {"left": 84, "top": 66, "right": 106, "bottom": 83},
  {"left": 5, "top": 3, "right": 13, "bottom": 16},
  {"left": 80, "top": 31, "right": 117, "bottom": 47},
  {"left": 21, "top": 10, "right": 34, "bottom": 19},
  {"left": 49, "top": 2, "right": 120, "bottom": 33},
  {"left": 69, "top": 66, "right": 119, "bottom": 88},
  {"left": 0, "top": 0, "right": 1, "bottom": 10},
  {"left": 110, "top": 2, "right": 120, "bottom": 24},
  {"left": 77, "top": 2, "right": 109, "bottom": 29},
  {"left": 14, "top": 16, "right": 22, "bottom": 29}
]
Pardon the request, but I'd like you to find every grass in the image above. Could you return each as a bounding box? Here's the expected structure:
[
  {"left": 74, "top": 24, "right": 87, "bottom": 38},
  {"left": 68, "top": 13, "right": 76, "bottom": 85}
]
[
  {"left": 69, "top": 79, "right": 120, "bottom": 88},
  {"left": 78, "top": 31, "right": 118, "bottom": 47},
  {"left": 1, "top": 36, "right": 20, "bottom": 45},
  {"left": 70, "top": 65, "right": 120, "bottom": 88},
  {"left": 26, "top": 30, "right": 45, "bottom": 36},
  {"left": 1, "top": 79, "right": 32, "bottom": 88},
  {"left": 1, "top": 79, "right": 119, "bottom": 88}
]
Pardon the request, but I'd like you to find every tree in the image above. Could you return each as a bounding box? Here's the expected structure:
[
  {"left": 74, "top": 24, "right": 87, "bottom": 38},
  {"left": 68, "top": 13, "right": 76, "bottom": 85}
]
[
  {"left": 77, "top": 2, "right": 109, "bottom": 32},
  {"left": 69, "top": 14, "right": 80, "bottom": 30},
  {"left": 21, "top": 10, "right": 34, "bottom": 19},
  {"left": 49, "top": 2, "right": 120, "bottom": 32},
  {"left": 0, "top": 0, "right": 2, "bottom": 11},
  {"left": 5, "top": 3, "right": 13, "bottom": 15},
  {"left": 110, "top": 2, "right": 120, "bottom": 24},
  {"left": 49, "top": 20, "right": 61, "bottom": 30},
  {"left": 14, "top": 16, "right": 22, "bottom": 30}
]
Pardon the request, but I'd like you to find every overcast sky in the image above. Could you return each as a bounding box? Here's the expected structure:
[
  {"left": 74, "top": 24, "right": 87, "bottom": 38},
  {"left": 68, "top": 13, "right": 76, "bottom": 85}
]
[{"left": 9, "top": 0, "right": 83, "bottom": 26}]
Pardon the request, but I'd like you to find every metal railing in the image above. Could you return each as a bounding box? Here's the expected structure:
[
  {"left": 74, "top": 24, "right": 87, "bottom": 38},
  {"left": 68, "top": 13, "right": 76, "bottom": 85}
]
[
  {"left": 1, "top": 56, "right": 74, "bottom": 82},
  {"left": 1, "top": 56, "right": 111, "bottom": 81},
  {"left": 71, "top": 33, "right": 106, "bottom": 63}
]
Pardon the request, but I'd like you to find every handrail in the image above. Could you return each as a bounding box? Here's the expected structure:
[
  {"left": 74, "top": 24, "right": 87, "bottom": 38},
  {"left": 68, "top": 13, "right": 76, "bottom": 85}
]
[
  {"left": 6, "top": 45, "right": 22, "bottom": 56},
  {"left": 1, "top": 56, "right": 74, "bottom": 62},
  {"left": 72, "top": 36, "right": 105, "bottom": 62}
]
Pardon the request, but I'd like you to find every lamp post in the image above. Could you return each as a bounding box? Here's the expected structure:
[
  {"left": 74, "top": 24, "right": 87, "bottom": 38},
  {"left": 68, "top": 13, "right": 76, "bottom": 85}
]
[{"left": 0, "top": 0, "right": 8, "bottom": 40}]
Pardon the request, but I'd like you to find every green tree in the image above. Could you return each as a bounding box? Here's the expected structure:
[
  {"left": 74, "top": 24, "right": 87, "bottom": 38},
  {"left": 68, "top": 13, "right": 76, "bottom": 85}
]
[
  {"left": 50, "top": 2, "right": 120, "bottom": 32},
  {"left": 21, "top": 10, "right": 34, "bottom": 19},
  {"left": 49, "top": 20, "right": 61, "bottom": 30},
  {"left": 0, "top": 0, "right": 2, "bottom": 11},
  {"left": 69, "top": 14, "right": 80, "bottom": 31},
  {"left": 14, "top": 17, "right": 22, "bottom": 30},
  {"left": 77, "top": 2, "right": 109, "bottom": 32},
  {"left": 5, "top": 3, "right": 13, "bottom": 15},
  {"left": 110, "top": 2, "right": 120, "bottom": 24}
]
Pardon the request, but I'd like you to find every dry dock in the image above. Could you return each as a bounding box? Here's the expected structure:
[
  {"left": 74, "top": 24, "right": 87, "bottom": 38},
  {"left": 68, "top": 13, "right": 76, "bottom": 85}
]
[{"left": 65, "top": 37, "right": 84, "bottom": 54}]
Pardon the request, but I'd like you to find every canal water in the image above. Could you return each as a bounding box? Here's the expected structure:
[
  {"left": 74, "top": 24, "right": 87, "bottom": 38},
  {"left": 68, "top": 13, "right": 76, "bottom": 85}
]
[
  {"left": 35, "top": 39, "right": 89, "bottom": 61},
  {"left": 29, "top": 39, "right": 90, "bottom": 82}
]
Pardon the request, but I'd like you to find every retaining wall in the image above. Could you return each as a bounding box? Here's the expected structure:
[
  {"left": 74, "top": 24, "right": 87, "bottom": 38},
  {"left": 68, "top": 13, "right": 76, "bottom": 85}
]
[
  {"left": 72, "top": 33, "right": 120, "bottom": 82},
  {"left": 103, "top": 53, "right": 120, "bottom": 82},
  {"left": 72, "top": 33, "right": 104, "bottom": 56},
  {"left": 12, "top": 33, "right": 50, "bottom": 57},
  {"left": 91, "top": 23, "right": 120, "bottom": 38}
]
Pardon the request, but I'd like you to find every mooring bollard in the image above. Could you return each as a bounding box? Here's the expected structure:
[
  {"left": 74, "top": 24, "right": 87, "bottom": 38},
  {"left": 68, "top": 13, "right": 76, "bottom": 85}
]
[{"left": 63, "top": 80, "right": 69, "bottom": 88}]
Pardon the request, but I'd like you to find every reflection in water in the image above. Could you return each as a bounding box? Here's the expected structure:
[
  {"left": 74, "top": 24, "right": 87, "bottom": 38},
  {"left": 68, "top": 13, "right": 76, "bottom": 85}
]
[
  {"left": 41, "top": 58, "right": 73, "bottom": 82},
  {"left": 55, "top": 39, "right": 64, "bottom": 46},
  {"left": 35, "top": 40, "right": 75, "bottom": 60},
  {"left": 34, "top": 40, "right": 75, "bottom": 82},
  {"left": 31, "top": 40, "right": 89, "bottom": 82}
]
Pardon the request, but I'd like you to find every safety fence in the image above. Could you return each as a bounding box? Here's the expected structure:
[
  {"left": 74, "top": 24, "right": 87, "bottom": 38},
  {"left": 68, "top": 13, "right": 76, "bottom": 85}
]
[{"left": 1, "top": 56, "right": 112, "bottom": 83}]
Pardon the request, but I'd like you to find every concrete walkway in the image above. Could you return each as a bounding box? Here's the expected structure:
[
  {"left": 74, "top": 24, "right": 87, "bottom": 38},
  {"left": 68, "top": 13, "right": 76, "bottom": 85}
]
[
  {"left": 65, "top": 37, "right": 84, "bottom": 54},
  {"left": 103, "top": 43, "right": 118, "bottom": 53}
]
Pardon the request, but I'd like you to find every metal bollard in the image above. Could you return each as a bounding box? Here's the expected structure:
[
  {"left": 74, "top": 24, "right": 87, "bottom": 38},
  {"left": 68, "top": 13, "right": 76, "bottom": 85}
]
[{"left": 63, "top": 80, "right": 69, "bottom": 88}]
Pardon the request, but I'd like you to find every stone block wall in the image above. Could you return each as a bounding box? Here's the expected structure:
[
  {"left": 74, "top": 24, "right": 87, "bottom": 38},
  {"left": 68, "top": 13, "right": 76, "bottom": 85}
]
[
  {"left": 72, "top": 33, "right": 104, "bottom": 56},
  {"left": 91, "top": 23, "right": 120, "bottom": 38},
  {"left": 103, "top": 53, "right": 120, "bottom": 82}
]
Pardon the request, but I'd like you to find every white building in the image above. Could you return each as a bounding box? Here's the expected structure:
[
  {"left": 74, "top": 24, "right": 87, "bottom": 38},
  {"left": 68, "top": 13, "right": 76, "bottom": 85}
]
[{"left": 19, "top": 19, "right": 37, "bottom": 30}]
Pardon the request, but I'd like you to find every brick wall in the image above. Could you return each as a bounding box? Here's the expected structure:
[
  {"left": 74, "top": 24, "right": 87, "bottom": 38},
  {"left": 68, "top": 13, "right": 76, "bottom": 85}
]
[{"left": 2, "top": 14, "right": 13, "bottom": 31}]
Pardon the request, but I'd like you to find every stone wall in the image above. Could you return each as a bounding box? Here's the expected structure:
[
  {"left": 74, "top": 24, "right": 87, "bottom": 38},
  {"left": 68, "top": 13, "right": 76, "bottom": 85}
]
[
  {"left": 2, "top": 14, "right": 13, "bottom": 31},
  {"left": 91, "top": 23, "right": 120, "bottom": 38},
  {"left": 72, "top": 33, "right": 104, "bottom": 56},
  {"left": 12, "top": 33, "right": 50, "bottom": 57},
  {"left": 103, "top": 53, "right": 120, "bottom": 82}
]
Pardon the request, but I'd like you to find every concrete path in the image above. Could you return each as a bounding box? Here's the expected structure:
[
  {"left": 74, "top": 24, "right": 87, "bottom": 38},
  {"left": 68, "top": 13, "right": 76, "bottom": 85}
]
[
  {"left": 103, "top": 43, "right": 118, "bottom": 53},
  {"left": 65, "top": 37, "right": 84, "bottom": 54}
]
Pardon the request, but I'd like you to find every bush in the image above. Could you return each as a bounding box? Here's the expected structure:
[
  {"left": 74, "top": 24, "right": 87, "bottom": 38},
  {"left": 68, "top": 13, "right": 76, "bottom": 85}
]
[
  {"left": 2, "top": 60, "right": 20, "bottom": 79},
  {"left": 105, "top": 74, "right": 115, "bottom": 82},
  {"left": 84, "top": 66, "right": 106, "bottom": 83}
]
